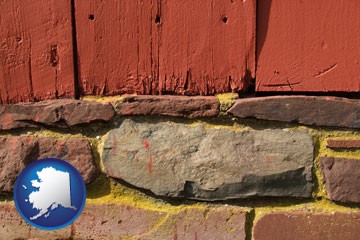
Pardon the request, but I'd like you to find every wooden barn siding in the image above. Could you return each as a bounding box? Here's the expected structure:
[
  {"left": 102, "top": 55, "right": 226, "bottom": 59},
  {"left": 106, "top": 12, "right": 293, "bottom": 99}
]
[
  {"left": 256, "top": 0, "right": 360, "bottom": 92},
  {"left": 0, "top": 0, "right": 359, "bottom": 104},
  {"left": 0, "top": 0, "right": 75, "bottom": 104},
  {"left": 74, "top": 0, "right": 256, "bottom": 96}
]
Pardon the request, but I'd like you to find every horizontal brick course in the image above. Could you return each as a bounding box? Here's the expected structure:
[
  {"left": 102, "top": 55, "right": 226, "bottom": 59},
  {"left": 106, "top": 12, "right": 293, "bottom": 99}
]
[
  {"left": 327, "top": 139, "right": 360, "bottom": 149},
  {"left": 253, "top": 212, "right": 360, "bottom": 240},
  {"left": 0, "top": 203, "right": 246, "bottom": 240}
]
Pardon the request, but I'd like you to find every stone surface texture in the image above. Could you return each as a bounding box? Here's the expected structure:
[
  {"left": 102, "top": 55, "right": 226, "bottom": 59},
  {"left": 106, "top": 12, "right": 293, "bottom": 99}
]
[
  {"left": 253, "top": 212, "right": 360, "bottom": 240},
  {"left": 228, "top": 96, "right": 360, "bottom": 129},
  {"left": 320, "top": 157, "right": 360, "bottom": 203},
  {"left": 113, "top": 95, "right": 220, "bottom": 118},
  {"left": 0, "top": 136, "right": 98, "bottom": 192},
  {"left": 102, "top": 119, "right": 313, "bottom": 200},
  {"left": 73, "top": 204, "right": 246, "bottom": 240},
  {"left": 327, "top": 139, "right": 360, "bottom": 149},
  {"left": 0, "top": 99, "right": 115, "bottom": 130},
  {"left": 0, "top": 203, "right": 71, "bottom": 239}
]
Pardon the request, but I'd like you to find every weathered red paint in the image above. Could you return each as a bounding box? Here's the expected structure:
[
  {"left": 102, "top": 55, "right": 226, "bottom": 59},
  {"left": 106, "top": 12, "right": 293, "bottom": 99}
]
[
  {"left": 148, "top": 156, "right": 153, "bottom": 173},
  {"left": 257, "top": 0, "right": 360, "bottom": 92},
  {"left": 75, "top": 0, "right": 256, "bottom": 96},
  {"left": 75, "top": 0, "right": 154, "bottom": 96},
  {"left": 143, "top": 140, "right": 150, "bottom": 150},
  {"left": 0, "top": 0, "right": 75, "bottom": 103},
  {"left": 143, "top": 140, "right": 153, "bottom": 173},
  {"left": 158, "top": 0, "right": 256, "bottom": 95}
]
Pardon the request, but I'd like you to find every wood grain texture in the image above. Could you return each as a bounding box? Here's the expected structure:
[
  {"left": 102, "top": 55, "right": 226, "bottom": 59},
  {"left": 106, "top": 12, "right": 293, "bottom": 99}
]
[
  {"left": 0, "top": 0, "right": 75, "bottom": 103},
  {"left": 158, "top": 0, "right": 256, "bottom": 95},
  {"left": 75, "top": 0, "right": 155, "bottom": 96},
  {"left": 75, "top": 0, "right": 256, "bottom": 96},
  {"left": 257, "top": 0, "right": 360, "bottom": 92}
]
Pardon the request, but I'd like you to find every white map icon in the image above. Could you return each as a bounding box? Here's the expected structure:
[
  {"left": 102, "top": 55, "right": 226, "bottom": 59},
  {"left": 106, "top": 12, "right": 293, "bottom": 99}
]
[{"left": 25, "top": 167, "right": 76, "bottom": 220}]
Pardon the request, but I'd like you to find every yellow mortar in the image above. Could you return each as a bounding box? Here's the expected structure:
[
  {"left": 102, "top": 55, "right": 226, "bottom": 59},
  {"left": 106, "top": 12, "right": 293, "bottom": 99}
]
[
  {"left": 307, "top": 128, "right": 360, "bottom": 199},
  {"left": 0, "top": 129, "right": 89, "bottom": 140},
  {"left": 81, "top": 95, "right": 129, "bottom": 103},
  {"left": 86, "top": 175, "right": 204, "bottom": 213},
  {"left": 216, "top": 93, "right": 239, "bottom": 112},
  {"left": 1, "top": 97, "right": 360, "bottom": 218}
]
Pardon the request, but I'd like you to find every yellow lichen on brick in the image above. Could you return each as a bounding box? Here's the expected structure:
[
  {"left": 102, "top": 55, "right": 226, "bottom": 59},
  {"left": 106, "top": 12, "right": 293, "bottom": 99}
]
[
  {"left": 321, "top": 134, "right": 360, "bottom": 159},
  {"left": 81, "top": 95, "right": 128, "bottom": 103},
  {"left": 216, "top": 93, "right": 239, "bottom": 112},
  {"left": 306, "top": 128, "right": 360, "bottom": 199}
]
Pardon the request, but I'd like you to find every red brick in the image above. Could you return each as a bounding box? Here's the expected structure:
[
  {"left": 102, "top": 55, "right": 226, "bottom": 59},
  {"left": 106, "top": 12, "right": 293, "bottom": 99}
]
[
  {"left": 146, "top": 207, "right": 246, "bottom": 240},
  {"left": 327, "top": 140, "right": 360, "bottom": 149},
  {"left": 1, "top": 203, "right": 246, "bottom": 239},
  {"left": 228, "top": 96, "right": 360, "bottom": 129},
  {"left": 0, "top": 136, "right": 98, "bottom": 192},
  {"left": 72, "top": 204, "right": 167, "bottom": 239},
  {"left": 0, "top": 203, "right": 71, "bottom": 239},
  {"left": 72, "top": 204, "right": 247, "bottom": 240},
  {"left": 253, "top": 212, "right": 360, "bottom": 240},
  {"left": 113, "top": 95, "right": 219, "bottom": 118},
  {"left": 257, "top": 0, "right": 360, "bottom": 92},
  {"left": 320, "top": 157, "right": 360, "bottom": 203}
]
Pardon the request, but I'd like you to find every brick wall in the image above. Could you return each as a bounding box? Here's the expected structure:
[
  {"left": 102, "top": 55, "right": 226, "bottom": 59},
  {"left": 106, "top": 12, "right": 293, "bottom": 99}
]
[{"left": 0, "top": 95, "right": 359, "bottom": 239}]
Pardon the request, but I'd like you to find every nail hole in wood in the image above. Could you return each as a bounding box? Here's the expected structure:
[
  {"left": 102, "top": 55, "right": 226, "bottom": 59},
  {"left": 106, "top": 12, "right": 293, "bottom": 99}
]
[
  {"left": 155, "top": 15, "right": 161, "bottom": 24},
  {"left": 89, "top": 14, "right": 95, "bottom": 20},
  {"left": 222, "top": 17, "right": 228, "bottom": 23}
]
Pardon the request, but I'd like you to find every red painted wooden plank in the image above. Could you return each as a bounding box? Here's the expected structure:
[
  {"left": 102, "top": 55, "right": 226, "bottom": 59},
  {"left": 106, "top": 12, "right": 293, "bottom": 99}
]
[
  {"left": 75, "top": 0, "right": 255, "bottom": 96},
  {"left": 257, "top": 0, "right": 360, "bottom": 92},
  {"left": 0, "top": 0, "right": 75, "bottom": 103},
  {"left": 75, "top": 0, "right": 155, "bottom": 96},
  {"left": 159, "top": 0, "right": 256, "bottom": 95}
]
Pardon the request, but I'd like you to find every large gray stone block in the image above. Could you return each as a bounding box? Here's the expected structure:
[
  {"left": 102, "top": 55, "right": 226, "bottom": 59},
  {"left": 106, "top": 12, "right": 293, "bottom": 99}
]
[{"left": 102, "top": 119, "right": 313, "bottom": 200}]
